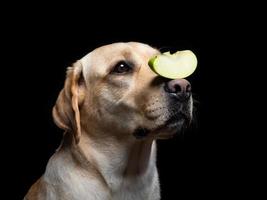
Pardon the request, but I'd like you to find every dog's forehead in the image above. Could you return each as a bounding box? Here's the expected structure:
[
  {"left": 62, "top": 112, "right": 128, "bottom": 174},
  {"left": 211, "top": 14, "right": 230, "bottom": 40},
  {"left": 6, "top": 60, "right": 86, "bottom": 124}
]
[
  {"left": 127, "top": 42, "right": 159, "bottom": 55},
  {"left": 80, "top": 42, "right": 158, "bottom": 78}
]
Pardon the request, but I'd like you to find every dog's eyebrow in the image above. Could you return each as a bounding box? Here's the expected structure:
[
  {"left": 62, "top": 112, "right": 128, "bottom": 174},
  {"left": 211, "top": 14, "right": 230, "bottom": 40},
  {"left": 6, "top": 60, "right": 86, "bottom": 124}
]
[{"left": 122, "top": 49, "right": 134, "bottom": 57}]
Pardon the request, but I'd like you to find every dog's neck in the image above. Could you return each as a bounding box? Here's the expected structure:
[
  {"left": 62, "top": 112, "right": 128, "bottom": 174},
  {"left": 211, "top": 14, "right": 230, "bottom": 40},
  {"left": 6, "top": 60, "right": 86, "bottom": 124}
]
[{"left": 62, "top": 131, "right": 157, "bottom": 191}]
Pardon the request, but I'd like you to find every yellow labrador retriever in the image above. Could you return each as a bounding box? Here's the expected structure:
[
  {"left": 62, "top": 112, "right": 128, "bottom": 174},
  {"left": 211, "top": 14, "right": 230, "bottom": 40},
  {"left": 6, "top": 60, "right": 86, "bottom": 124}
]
[{"left": 24, "top": 42, "right": 193, "bottom": 200}]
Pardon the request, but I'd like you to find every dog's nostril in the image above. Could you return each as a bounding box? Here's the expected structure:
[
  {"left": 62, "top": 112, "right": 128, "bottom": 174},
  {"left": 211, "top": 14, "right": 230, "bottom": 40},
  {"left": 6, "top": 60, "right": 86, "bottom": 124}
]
[{"left": 174, "top": 84, "right": 182, "bottom": 93}]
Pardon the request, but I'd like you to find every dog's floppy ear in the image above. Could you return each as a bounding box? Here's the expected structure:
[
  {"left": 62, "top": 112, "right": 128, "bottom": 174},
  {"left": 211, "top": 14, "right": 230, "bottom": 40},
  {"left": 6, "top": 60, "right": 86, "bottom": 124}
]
[{"left": 52, "top": 61, "right": 85, "bottom": 144}]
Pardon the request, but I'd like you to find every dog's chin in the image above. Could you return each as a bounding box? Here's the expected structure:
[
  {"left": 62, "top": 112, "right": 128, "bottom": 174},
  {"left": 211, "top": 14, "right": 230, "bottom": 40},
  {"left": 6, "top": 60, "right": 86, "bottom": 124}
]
[
  {"left": 154, "top": 115, "right": 190, "bottom": 139},
  {"left": 155, "top": 118, "right": 187, "bottom": 139},
  {"left": 155, "top": 111, "right": 191, "bottom": 139},
  {"left": 133, "top": 113, "right": 191, "bottom": 140}
]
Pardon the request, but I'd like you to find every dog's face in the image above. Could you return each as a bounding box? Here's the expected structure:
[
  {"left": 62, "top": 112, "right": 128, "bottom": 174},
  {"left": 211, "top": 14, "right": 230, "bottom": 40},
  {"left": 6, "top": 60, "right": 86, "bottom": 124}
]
[{"left": 53, "top": 42, "right": 193, "bottom": 143}]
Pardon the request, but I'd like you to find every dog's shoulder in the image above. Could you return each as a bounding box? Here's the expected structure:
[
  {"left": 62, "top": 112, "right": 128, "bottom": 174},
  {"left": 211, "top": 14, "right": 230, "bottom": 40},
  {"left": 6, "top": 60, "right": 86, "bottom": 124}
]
[
  {"left": 44, "top": 151, "right": 111, "bottom": 200},
  {"left": 24, "top": 177, "right": 49, "bottom": 200}
]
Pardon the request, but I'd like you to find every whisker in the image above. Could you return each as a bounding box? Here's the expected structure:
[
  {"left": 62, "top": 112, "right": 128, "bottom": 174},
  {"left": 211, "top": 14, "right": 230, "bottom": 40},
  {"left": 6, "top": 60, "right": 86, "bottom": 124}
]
[{"left": 192, "top": 93, "right": 200, "bottom": 104}]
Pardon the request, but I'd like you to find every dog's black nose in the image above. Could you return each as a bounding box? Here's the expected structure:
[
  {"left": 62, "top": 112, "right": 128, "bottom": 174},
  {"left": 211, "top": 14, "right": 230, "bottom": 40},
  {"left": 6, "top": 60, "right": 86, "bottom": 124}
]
[{"left": 165, "top": 79, "right": 191, "bottom": 100}]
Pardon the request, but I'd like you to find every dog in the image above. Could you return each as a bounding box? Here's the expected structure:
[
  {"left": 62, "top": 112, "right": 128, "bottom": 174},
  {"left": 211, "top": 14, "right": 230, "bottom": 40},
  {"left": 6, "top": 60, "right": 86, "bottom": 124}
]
[{"left": 24, "top": 42, "right": 193, "bottom": 200}]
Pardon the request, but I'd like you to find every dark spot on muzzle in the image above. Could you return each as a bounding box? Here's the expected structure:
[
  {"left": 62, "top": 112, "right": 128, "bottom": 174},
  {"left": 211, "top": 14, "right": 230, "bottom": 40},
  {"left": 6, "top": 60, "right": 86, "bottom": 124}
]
[{"left": 133, "top": 127, "right": 150, "bottom": 139}]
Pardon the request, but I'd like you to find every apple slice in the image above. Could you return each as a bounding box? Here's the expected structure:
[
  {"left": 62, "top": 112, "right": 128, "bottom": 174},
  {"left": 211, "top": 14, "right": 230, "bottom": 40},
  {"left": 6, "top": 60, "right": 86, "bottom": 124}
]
[{"left": 148, "top": 50, "right": 198, "bottom": 79}]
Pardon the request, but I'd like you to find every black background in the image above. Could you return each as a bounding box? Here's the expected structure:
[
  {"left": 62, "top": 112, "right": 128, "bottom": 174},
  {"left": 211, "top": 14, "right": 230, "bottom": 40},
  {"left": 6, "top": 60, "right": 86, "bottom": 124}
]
[{"left": 2, "top": 3, "right": 259, "bottom": 200}]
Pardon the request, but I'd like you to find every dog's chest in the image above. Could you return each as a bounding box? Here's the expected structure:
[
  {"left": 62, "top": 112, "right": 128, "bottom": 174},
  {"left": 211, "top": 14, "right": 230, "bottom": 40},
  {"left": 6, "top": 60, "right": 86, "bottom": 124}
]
[{"left": 109, "top": 170, "right": 160, "bottom": 200}]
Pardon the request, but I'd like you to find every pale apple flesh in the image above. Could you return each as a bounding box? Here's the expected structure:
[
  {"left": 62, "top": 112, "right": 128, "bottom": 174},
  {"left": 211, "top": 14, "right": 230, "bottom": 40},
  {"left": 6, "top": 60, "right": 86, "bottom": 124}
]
[{"left": 148, "top": 50, "right": 198, "bottom": 79}]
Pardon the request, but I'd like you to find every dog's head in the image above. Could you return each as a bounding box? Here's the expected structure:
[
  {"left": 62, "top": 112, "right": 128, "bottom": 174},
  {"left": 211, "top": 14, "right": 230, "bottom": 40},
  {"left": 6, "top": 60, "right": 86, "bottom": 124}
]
[{"left": 53, "top": 42, "right": 193, "bottom": 143}]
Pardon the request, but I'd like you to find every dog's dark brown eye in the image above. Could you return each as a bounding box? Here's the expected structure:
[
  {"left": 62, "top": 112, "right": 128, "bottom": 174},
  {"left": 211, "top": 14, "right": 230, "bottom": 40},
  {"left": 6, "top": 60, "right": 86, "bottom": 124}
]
[{"left": 111, "top": 61, "right": 132, "bottom": 74}]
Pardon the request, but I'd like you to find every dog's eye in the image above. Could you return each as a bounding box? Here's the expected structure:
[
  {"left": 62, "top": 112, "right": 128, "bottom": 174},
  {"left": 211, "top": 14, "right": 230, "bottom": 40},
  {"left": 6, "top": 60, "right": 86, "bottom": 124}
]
[{"left": 111, "top": 61, "right": 133, "bottom": 74}]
